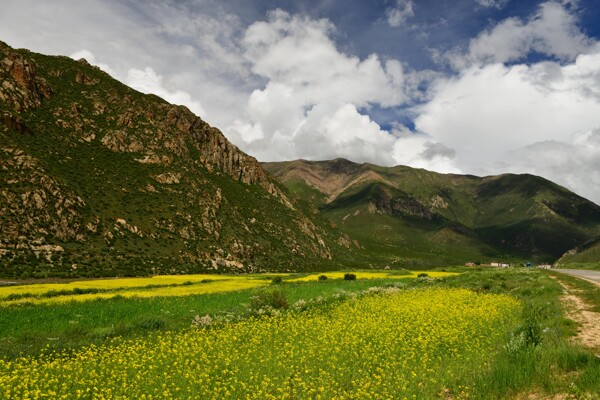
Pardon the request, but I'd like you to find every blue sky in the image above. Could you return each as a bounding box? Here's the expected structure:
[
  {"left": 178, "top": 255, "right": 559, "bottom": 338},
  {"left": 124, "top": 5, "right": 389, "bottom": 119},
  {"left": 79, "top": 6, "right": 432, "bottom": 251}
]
[{"left": 2, "top": 0, "right": 600, "bottom": 203}]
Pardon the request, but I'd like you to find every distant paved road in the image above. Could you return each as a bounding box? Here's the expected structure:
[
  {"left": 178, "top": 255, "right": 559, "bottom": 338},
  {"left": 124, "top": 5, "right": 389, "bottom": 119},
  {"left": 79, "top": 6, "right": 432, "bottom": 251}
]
[{"left": 553, "top": 269, "right": 600, "bottom": 285}]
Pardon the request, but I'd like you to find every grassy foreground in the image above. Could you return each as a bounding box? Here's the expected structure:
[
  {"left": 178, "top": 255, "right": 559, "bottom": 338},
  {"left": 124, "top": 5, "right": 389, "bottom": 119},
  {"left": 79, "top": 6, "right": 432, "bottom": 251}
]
[{"left": 0, "top": 268, "right": 599, "bottom": 399}]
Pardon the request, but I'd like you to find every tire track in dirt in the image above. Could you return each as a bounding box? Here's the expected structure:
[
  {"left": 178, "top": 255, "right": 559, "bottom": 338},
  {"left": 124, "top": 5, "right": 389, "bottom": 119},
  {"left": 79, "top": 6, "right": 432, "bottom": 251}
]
[{"left": 550, "top": 275, "right": 600, "bottom": 353}]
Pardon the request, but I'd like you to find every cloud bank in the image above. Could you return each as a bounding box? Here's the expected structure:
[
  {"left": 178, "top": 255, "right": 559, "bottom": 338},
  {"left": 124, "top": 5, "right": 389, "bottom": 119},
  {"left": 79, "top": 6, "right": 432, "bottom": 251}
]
[{"left": 227, "top": 10, "right": 414, "bottom": 166}]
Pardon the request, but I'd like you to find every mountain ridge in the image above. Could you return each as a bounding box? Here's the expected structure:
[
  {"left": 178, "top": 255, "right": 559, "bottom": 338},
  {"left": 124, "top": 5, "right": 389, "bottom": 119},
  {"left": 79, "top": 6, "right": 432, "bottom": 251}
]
[{"left": 262, "top": 158, "right": 600, "bottom": 265}]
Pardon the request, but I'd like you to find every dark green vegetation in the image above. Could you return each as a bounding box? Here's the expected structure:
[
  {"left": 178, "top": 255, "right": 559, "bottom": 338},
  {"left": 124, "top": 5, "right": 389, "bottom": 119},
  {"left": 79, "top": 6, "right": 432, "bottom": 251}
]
[
  {"left": 0, "top": 41, "right": 360, "bottom": 278},
  {"left": 1, "top": 268, "right": 599, "bottom": 398},
  {"left": 263, "top": 159, "right": 600, "bottom": 267}
]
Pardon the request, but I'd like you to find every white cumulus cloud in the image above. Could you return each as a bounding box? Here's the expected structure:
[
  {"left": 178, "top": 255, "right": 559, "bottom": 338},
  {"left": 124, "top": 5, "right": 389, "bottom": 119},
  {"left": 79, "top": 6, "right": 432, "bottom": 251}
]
[
  {"left": 126, "top": 67, "right": 206, "bottom": 118},
  {"left": 415, "top": 49, "right": 600, "bottom": 200},
  {"left": 449, "top": 1, "right": 594, "bottom": 69},
  {"left": 226, "top": 10, "right": 419, "bottom": 166},
  {"left": 475, "top": 0, "right": 509, "bottom": 9}
]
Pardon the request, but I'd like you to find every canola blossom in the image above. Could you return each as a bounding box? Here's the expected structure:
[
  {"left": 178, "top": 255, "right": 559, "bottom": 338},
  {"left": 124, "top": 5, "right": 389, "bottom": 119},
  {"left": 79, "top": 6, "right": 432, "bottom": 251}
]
[
  {"left": 0, "top": 271, "right": 453, "bottom": 306},
  {"left": 0, "top": 288, "right": 520, "bottom": 399},
  {"left": 0, "top": 276, "right": 270, "bottom": 306},
  {"left": 287, "top": 271, "right": 457, "bottom": 282},
  {"left": 0, "top": 274, "right": 260, "bottom": 298}
]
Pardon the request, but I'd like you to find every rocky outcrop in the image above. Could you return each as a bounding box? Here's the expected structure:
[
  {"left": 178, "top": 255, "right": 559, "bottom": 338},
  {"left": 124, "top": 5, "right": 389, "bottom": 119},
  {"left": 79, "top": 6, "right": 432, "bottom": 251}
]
[
  {"left": 164, "top": 106, "right": 287, "bottom": 197},
  {"left": 0, "top": 42, "right": 52, "bottom": 111},
  {"left": 0, "top": 143, "right": 87, "bottom": 266},
  {"left": 75, "top": 69, "right": 99, "bottom": 86}
]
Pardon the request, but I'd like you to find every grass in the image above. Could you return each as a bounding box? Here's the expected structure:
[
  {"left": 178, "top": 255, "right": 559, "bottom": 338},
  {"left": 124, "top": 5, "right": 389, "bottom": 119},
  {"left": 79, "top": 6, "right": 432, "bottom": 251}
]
[
  {"left": 1, "top": 267, "right": 599, "bottom": 398},
  {"left": 438, "top": 268, "right": 600, "bottom": 398},
  {"left": 556, "top": 262, "right": 600, "bottom": 271},
  {"left": 547, "top": 270, "right": 600, "bottom": 313}
]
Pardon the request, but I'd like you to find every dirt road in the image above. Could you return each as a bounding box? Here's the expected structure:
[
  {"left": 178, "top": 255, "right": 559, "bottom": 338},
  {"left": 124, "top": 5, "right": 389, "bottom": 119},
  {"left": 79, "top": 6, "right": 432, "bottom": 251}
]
[
  {"left": 549, "top": 272, "right": 600, "bottom": 351},
  {"left": 553, "top": 269, "right": 600, "bottom": 286}
]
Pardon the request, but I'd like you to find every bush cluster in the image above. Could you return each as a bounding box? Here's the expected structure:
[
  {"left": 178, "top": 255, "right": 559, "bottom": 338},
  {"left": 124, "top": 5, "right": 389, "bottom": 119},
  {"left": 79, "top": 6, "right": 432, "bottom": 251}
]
[{"left": 343, "top": 273, "right": 356, "bottom": 281}]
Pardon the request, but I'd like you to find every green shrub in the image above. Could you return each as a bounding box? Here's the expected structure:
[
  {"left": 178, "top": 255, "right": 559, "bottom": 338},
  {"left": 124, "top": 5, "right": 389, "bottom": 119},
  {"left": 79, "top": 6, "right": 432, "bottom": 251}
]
[
  {"left": 417, "top": 273, "right": 429, "bottom": 278},
  {"left": 318, "top": 275, "right": 328, "bottom": 281},
  {"left": 344, "top": 273, "right": 356, "bottom": 281},
  {"left": 250, "top": 288, "right": 288, "bottom": 310},
  {"left": 271, "top": 276, "right": 283, "bottom": 284}
]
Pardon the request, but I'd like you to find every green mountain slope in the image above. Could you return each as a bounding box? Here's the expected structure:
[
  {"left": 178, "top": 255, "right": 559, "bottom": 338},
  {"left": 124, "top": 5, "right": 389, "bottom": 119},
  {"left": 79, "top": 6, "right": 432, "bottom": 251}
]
[
  {"left": 555, "top": 236, "right": 600, "bottom": 270},
  {"left": 262, "top": 159, "right": 600, "bottom": 266},
  {"left": 0, "top": 41, "right": 357, "bottom": 278}
]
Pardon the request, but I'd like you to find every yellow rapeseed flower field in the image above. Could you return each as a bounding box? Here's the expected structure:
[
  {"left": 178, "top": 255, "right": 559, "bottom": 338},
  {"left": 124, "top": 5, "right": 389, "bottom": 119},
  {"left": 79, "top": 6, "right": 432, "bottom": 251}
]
[
  {"left": 0, "top": 287, "right": 519, "bottom": 399},
  {"left": 0, "top": 274, "right": 240, "bottom": 298},
  {"left": 287, "top": 270, "right": 457, "bottom": 282},
  {"left": 0, "top": 271, "right": 453, "bottom": 306}
]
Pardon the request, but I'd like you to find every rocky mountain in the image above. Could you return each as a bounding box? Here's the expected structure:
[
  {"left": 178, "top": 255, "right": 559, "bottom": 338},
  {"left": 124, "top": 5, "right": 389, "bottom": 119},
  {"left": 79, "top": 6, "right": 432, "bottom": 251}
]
[
  {"left": 0, "top": 41, "right": 357, "bottom": 278},
  {"left": 2, "top": 41, "right": 598, "bottom": 278},
  {"left": 263, "top": 159, "right": 600, "bottom": 267}
]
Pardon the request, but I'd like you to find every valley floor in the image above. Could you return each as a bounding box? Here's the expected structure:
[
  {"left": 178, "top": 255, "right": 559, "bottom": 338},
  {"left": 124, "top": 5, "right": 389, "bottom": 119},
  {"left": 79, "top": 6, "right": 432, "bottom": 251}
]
[{"left": 0, "top": 268, "right": 599, "bottom": 399}]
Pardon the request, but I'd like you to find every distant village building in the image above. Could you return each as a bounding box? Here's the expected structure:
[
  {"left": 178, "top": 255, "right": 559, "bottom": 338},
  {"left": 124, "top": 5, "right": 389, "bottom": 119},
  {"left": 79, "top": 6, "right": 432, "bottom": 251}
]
[
  {"left": 537, "top": 264, "right": 552, "bottom": 269},
  {"left": 465, "top": 261, "right": 511, "bottom": 267}
]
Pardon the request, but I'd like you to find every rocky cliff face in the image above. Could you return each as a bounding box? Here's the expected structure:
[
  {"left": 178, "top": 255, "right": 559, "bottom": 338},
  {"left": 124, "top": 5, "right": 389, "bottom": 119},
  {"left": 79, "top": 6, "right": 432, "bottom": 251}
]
[
  {"left": 0, "top": 49, "right": 53, "bottom": 111},
  {"left": 0, "top": 41, "right": 339, "bottom": 278}
]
